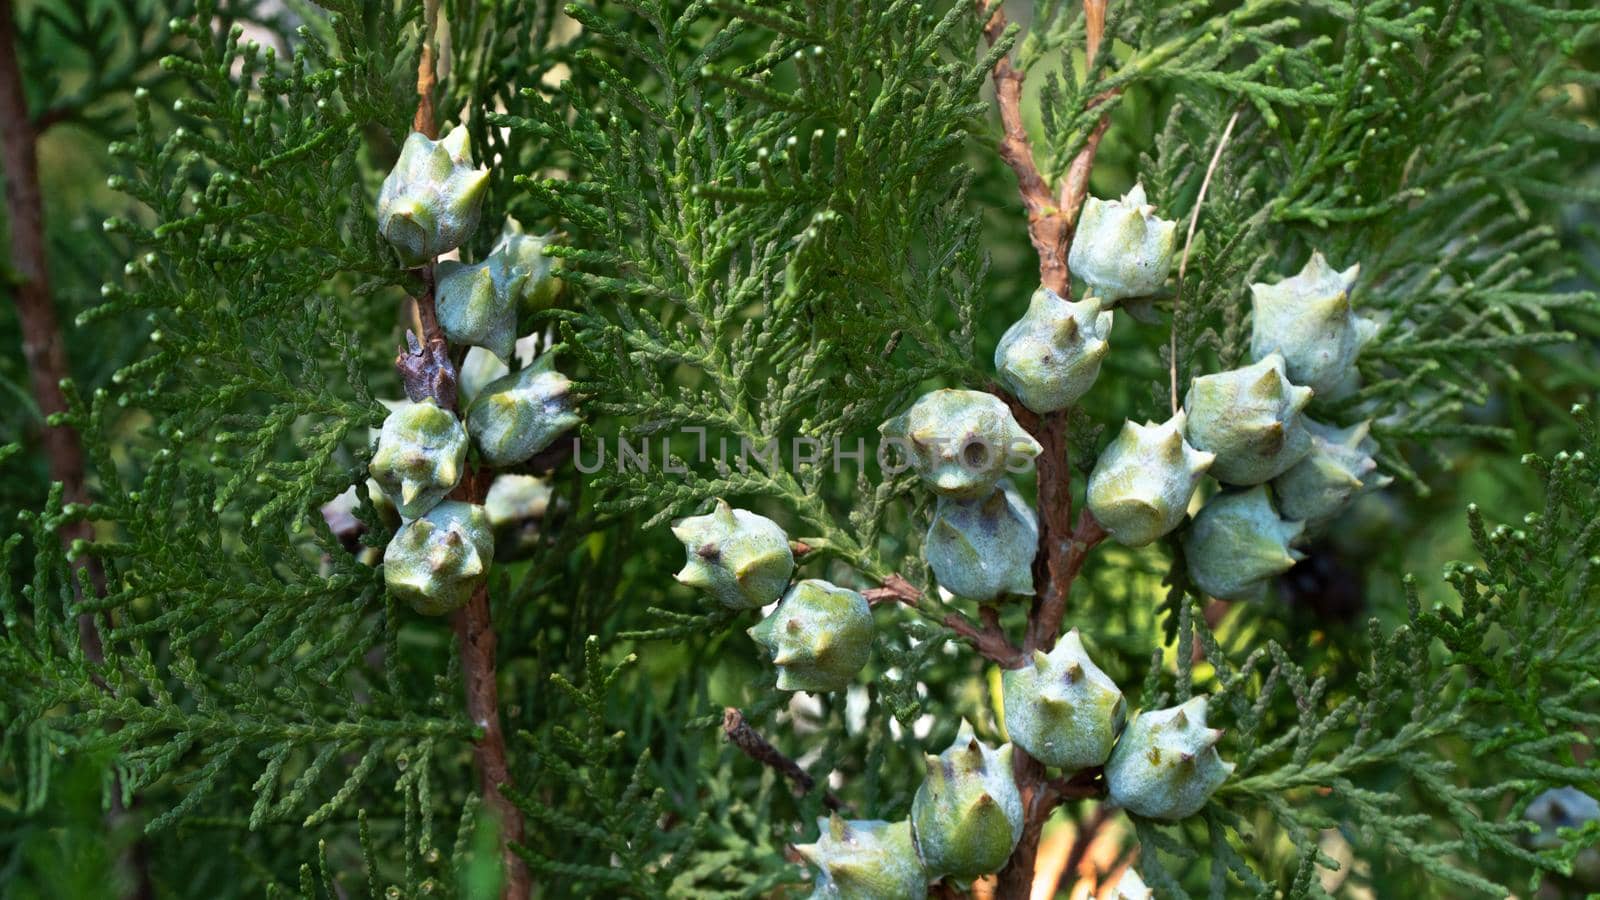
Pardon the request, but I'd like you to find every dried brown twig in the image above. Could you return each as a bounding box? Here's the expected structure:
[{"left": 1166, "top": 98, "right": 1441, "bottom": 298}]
[{"left": 723, "top": 708, "right": 845, "bottom": 811}]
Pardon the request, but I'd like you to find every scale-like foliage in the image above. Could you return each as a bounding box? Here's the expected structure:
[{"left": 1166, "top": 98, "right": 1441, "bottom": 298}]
[{"left": 2, "top": 0, "right": 1599, "bottom": 896}]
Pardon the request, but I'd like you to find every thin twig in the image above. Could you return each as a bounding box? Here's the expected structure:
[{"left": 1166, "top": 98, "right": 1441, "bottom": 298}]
[
  {"left": 723, "top": 708, "right": 844, "bottom": 811},
  {"left": 942, "top": 610, "right": 1024, "bottom": 668},
  {"left": 1063, "top": 804, "right": 1113, "bottom": 879},
  {"left": 976, "top": 0, "right": 1073, "bottom": 296},
  {"left": 1170, "top": 109, "right": 1241, "bottom": 414},
  {"left": 412, "top": 0, "right": 439, "bottom": 140},
  {"left": 862, "top": 572, "right": 923, "bottom": 606}
]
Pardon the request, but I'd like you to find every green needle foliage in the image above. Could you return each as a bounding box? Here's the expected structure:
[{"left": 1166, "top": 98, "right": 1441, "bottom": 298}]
[{"left": 1, "top": 0, "right": 1599, "bottom": 897}]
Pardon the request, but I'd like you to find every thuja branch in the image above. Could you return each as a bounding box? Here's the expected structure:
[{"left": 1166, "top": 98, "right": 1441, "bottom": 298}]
[
  {"left": 976, "top": 0, "right": 1070, "bottom": 296},
  {"left": 0, "top": 0, "right": 108, "bottom": 661},
  {"left": 1, "top": 2, "right": 151, "bottom": 896},
  {"left": 978, "top": 1, "right": 1116, "bottom": 896},
  {"left": 976, "top": 0, "right": 1114, "bottom": 299},
  {"left": 397, "top": 9, "right": 528, "bottom": 895}
]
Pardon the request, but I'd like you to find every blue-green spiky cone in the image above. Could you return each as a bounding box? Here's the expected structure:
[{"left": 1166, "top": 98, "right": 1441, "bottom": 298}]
[
  {"left": 748, "top": 579, "right": 873, "bottom": 693},
  {"left": 796, "top": 815, "right": 927, "bottom": 900},
  {"left": 910, "top": 721, "right": 1023, "bottom": 879},
  {"left": 436, "top": 253, "right": 528, "bottom": 363},
  {"left": 1086, "top": 411, "right": 1214, "bottom": 547},
  {"left": 1066, "top": 184, "right": 1178, "bottom": 302},
  {"left": 368, "top": 399, "right": 468, "bottom": 519},
  {"left": 1272, "top": 417, "right": 1391, "bottom": 528},
  {"left": 923, "top": 480, "right": 1037, "bottom": 601},
  {"left": 493, "top": 218, "right": 565, "bottom": 314},
  {"left": 457, "top": 346, "right": 511, "bottom": 408},
  {"left": 994, "top": 288, "right": 1113, "bottom": 414},
  {"left": 1000, "top": 629, "right": 1126, "bottom": 770},
  {"left": 1105, "top": 696, "right": 1234, "bottom": 820},
  {"left": 1182, "top": 485, "right": 1304, "bottom": 602},
  {"left": 1249, "top": 252, "right": 1376, "bottom": 398},
  {"left": 1183, "top": 353, "right": 1315, "bottom": 485},
  {"left": 484, "top": 474, "right": 553, "bottom": 562},
  {"left": 1526, "top": 786, "right": 1600, "bottom": 852},
  {"left": 880, "top": 390, "right": 1041, "bottom": 501},
  {"left": 383, "top": 500, "right": 494, "bottom": 615},
  {"left": 465, "top": 353, "right": 580, "bottom": 467},
  {"left": 376, "top": 126, "right": 490, "bottom": 266},
  {"left": 672, "top": 500, "right": 795, "bottom": 610}
]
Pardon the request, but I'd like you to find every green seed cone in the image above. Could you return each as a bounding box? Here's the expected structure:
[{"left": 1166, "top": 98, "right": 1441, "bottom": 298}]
[
  {"left": 910, "top": 721, "right": 1023, "bottom": 879},
  {"left": 1182, "top": 485, "right": 1304, "bottom": 602},
  {"left": 368, "top": 399, "right": 468, "bottom": 519},
  {"left": 1249, "top": 251, "right": 1376, "bottom": 399},
  {"left": 376, "top": 126, "right": 490, "bottom": 266},
  {"left": 1272, "top": 417, "right": 1391, "bottom": 528},
  {"left": 1066, "top": 184, "right": 1177, "bottom": 302},
  {"left": 1183, "top": 353, "right": 1314, "bottom": 485},
  {"left": 484, "top": 474, "right": 553, "bottom": 562},
  {"left": 465, "top": 353, "right": 580, "bottom": 467},
  {"left": 1000, "top": 629, "right": 1125, "bottom": 771},
  {"left": 1087, "top": 411, "right": 1214, "bottom": 547},
  {"left": 923, "top": 480, "right": 1037, "bottom": 601},
  {"left": 881, "top": 389, "right": 1041, "bottom": 501},
  {"left": 748, "top": 579, "right": 873, "bottom": 693},
  {"left": 796, "top": 815, "right": 927, "bottom": 900},
  {"left": 1105, "top": 696, "right": 1234, "bottom": 821},
  {"left": 436, "top": 253, "right": 527, "bottom": 363},
  {"left": 492, "top": 218, "right": 565, "bottom": 314},
  {"left": 383, "top": 500, "right": 494, "bottom": 616},
  {"left": 672, "top": 500, "right": 795, "bottom": 610},
  {"left": 994, "top": 287, "right": 1113, "bottom": 414}
]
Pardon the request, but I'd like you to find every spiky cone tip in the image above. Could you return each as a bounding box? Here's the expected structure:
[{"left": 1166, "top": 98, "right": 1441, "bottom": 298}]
[
  {"left": 1183, "top": 353, "right": 1315, "bottom": 485},
  {"left": 910, "top": 721, "right": 1022, "bottom": 880},
  {"left": 382, "top": 500, "right": 495, "bottom": 616},
  {"left": 796, "top": 815, "right": 928, "bottom": 900},
  {"left": 993, "top": 287, "right": 1114, "bottom": 415},
  {"left": 376, "top": 125, "right": 491, "bottom": 266},
  {"left": 465, "top": 353, "right": 581, "bottom": 468},
  {"left": 368, "top": 398, "right": 469, "bottom": 520},
  {"left": 1105, "top": 695, "right": 1234, "bottom": 821}
]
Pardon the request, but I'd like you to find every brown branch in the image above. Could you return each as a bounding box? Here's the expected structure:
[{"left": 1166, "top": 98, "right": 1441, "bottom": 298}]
[
  {"left": 448, "top": 468, "right": 529, "bottom": 900},
  {"left": 976, "top": 0, "right": 1072, "bottom": 296},
  {"left": 947, "top": 604, "right": 1024, "bottom": 669},
  {"left": 1062, "top": 803, "right": 1113, "bottom": 881},
  {"left": 722, "top": 708, "right": 844, "bottom": 811},
  {"left": 1, "top": 2, "right": 151, "bottom": 896},
  {"left": 397, "top": 7, "right": 527, "bottom": 895},
  {"left": 862, "top": 572, "right": 923, "bottom": 606},
  {"left": 411, "top": 0, "right": 440, "bottom": 140},
  {"left": 977, "top": 0, "right": 1113, "bottom": 299},
  {"left": 978, "top": 2, "right": 1114, "bottom": 896},
  {"left": 865, "top": 572, "right": 1020, "bottom": 666}
]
